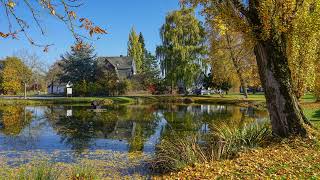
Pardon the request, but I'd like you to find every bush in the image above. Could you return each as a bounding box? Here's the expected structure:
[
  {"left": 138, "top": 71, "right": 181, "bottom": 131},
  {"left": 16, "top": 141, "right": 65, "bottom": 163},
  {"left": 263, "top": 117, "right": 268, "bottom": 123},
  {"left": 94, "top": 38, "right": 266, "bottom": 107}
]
[
  {"left": 153, "top": 81, "right": 170, "bottom": 95},
  {"left": 152, "top": 120, "right": 272, "bottom": 173},
  {"left": 211, "top": 120, "right": 272, "bottom": 159},
  {"left": 152, "top": 135, "right": 208, "bottom": 173},
  {"left": 115, "top": 79, "right": 130, "bottom": 95}
]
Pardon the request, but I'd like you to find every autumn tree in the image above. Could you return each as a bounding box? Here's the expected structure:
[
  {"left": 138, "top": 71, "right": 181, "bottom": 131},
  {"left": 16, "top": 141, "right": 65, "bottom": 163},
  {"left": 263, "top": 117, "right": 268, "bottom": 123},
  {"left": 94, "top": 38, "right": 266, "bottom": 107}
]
[
  {"left": 208, "top": 37, "right": 238, "bottom": 96},
  {"left": 128, "top": 28, "right": 144, "bottom": 73},
  {"left": 0, "top": 106, "right": 32, "bottom": 136},
  {"left": 208, "top": 18, "right": 258, "bottom": 98},
  {"left": 314, "top": 41, "right": 320, "bottom": 101},
  {"left": 0, "top": 57, "right": 32, "bottom": 95},
  {"left": 46, "top": 60, "right": 64, "bottom": 92},
  {"left": 287, "top": 7, "right": 320, "bottom": 99},
  {"left": 185, "top": 0, "right": 320, "bottom": 137},
  {"left": 16, "top": 50, "right": 48, "bottom": 92},
  {"left": 156, "top": 7, "right": 206, "bottom": 93}
]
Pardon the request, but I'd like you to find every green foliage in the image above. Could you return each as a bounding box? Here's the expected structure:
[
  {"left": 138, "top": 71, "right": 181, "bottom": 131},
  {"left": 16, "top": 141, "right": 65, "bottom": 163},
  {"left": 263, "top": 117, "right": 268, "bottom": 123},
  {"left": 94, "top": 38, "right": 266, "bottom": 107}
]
[
  {"left": 0, "top": 57, "right": 32, "bottom": 95},
  {"left": 60, "top": 42, "right": 97, "bottom": 84},
  {"left": 46, "top": 61, "right": 64, "bottom": 85},
  {"left": 203, "top": 73, "right": 233, "bottom": 94},
  {"left": 211, "top": 121, "right": 272, "bottom": 159},
  {"left": 156, "top": 7, "right": 206, "bottom": 90},
  {"left": 73, "top": 80, "right": 89, "bottom": 97},
  {"left": 138, "top": 32, "right": 146, "bottom": 56},
  {"left": 152, "top": 135, "right": 208, "bottom": 173}
]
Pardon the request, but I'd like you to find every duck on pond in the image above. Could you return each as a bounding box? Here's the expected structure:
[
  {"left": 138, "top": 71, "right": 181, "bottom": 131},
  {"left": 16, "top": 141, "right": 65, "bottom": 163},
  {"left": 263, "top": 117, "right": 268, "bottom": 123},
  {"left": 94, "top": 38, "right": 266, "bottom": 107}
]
[{"left": 91, "top": 101, "right": 101, "bottom": 109}]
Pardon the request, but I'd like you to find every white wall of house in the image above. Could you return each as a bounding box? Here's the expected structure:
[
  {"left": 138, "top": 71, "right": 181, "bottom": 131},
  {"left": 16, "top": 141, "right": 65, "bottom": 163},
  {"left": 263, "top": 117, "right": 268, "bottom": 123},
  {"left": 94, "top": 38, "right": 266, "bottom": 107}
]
[{"left": 48, "top": 85, "right": 65, "bottom": 94}]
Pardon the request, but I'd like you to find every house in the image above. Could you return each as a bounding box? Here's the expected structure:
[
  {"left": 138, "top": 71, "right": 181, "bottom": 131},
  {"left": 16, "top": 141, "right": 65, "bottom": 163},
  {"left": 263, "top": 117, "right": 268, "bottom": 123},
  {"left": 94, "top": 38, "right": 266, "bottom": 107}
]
[
  {"left": 47, "top": 81, "right": 72, "bottom": 95},
  {"left": 96, "top": 56, "right": 136, "bottom": 79}
]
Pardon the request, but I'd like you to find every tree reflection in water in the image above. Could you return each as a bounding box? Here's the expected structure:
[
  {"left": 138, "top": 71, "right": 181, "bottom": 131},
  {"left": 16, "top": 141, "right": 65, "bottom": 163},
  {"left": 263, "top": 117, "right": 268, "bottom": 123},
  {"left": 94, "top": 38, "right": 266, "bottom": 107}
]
[
  {"left": 0, "top": 106, "right": 33, "bottom": 136},
  {"left": 45, "top": 105, "right": 161, "bottom": 153},
  {"left": 0, "top": 104, "right": 268, "bottom": 154}
]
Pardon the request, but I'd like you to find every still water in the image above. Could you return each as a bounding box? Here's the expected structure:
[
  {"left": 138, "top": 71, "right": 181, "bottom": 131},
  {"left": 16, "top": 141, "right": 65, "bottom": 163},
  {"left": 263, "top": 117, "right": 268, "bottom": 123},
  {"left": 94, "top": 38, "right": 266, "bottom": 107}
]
[{"left": 0, "top": 104, "right": 268, "bottom": 175}]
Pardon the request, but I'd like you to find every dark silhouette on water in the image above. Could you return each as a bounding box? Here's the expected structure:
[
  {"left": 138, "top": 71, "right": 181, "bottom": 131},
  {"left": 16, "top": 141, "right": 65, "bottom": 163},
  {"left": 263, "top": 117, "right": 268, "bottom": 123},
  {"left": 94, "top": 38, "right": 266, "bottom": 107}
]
[{"left": 91, "top": 101, "right": 101, "bottom": 109}]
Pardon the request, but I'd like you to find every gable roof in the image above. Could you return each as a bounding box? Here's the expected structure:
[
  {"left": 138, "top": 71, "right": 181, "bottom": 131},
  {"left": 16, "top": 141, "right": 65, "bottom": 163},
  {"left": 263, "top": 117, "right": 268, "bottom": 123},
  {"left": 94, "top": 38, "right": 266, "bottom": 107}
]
[{"left": 97, "top": 56, "right": 134, "bottom": 70}]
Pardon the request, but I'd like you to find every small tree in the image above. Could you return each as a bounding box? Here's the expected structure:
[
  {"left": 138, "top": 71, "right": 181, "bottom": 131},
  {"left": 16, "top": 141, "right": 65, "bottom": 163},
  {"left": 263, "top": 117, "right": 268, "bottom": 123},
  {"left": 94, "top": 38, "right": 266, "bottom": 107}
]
[{"left": 0, "top": 57, "right": 32, "bottom": 95}]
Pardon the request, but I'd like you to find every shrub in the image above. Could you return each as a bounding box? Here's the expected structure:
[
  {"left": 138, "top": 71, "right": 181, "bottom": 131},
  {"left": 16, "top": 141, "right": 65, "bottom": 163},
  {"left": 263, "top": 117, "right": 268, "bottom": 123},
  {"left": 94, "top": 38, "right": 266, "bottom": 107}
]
[
  {"left": 152, "top": 120, "right": 272, "bottom": 173},
  {"left": 152, "top": 135, "right": 208, "bottom": 173},
  {"left": 211, "top": 120, "right": 272, "bottom": 159},
  {"left": 116, "top": 79, "right": 130, "bottom": 95}
]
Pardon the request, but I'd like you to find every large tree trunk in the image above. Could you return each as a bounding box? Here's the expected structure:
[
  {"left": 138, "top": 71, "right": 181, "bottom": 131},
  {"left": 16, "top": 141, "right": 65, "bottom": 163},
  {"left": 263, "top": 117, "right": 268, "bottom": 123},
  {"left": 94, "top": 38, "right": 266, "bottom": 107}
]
[{"left": 254, "top": 40, "right": 308, "bottom": 137}]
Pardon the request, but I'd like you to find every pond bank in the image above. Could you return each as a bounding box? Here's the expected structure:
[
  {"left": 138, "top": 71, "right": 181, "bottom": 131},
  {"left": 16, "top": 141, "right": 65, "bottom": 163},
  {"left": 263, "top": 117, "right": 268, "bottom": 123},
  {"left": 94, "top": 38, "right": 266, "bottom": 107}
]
[
  {"left": 1, "top": 94, "right": 319, "bottom": 121},
  {"left": 157, "top": 129, "right": 320, "bottom": 179},
  {"left": 0, "top": 94, "right": 266, "bottom": 106}
]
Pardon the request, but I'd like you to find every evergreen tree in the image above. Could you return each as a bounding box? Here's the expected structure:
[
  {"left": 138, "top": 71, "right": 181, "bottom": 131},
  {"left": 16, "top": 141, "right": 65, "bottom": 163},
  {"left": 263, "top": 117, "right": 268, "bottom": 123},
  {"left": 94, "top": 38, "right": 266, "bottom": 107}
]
[
  {"left": 128, "top": 28, "right": 143, "bottom": 73},
  {"left": 138, "top": 32, "right": 146, "bottom": 57},
  {"left": 60, "top": 42, "right": 97, "bottom": 84},
  {"left": 156, "top": 7, "right": 206, "bottom": 92}
]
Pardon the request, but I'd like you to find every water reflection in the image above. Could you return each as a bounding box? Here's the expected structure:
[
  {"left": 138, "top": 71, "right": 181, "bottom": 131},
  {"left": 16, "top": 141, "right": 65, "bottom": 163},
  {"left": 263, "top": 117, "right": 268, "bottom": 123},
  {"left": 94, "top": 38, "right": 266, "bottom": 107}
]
[{"left": 0, "top": 104, "right": 268, "bottom": 155}]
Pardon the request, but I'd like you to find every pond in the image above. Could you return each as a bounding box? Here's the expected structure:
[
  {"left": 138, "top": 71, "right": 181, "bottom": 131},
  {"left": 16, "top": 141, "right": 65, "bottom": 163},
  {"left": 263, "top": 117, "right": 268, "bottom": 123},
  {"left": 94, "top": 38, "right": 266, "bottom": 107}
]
[{"left": 0, "top": 103, "right": 268, "bottom": 177}]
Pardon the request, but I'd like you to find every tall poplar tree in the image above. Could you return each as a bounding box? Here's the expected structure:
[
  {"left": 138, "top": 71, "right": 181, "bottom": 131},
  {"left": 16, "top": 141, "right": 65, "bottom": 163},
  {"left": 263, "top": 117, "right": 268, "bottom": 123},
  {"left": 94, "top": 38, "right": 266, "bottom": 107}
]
[
  {"left": 156, "top": 7, "right": 206, "bottom": 92},
  {"left": 128, "top": 28, "right": 143, "bottom": 73}
]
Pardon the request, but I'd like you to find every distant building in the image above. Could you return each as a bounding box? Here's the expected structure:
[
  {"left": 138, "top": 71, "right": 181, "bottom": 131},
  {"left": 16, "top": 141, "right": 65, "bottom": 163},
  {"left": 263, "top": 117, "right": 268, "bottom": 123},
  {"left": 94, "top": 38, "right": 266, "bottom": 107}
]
[
  {"left": 96, "top": 56, "right": 136, "bottom": 79},
  {"left": 47, "top": 81, "right": 72, "bottom": 95}
]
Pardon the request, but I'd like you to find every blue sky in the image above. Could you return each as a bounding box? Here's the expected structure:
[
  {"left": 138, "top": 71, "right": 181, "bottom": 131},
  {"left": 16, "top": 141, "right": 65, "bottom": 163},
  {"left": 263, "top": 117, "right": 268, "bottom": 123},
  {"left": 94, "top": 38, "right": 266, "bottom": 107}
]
[{"left": 0, "top": 0, "right": 185, "bottom": 66}]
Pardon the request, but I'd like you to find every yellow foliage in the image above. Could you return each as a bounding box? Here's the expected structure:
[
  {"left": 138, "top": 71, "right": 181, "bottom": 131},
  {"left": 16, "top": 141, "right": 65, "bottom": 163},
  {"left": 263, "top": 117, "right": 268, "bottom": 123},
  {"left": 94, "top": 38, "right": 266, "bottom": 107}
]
[{"left": 0, "top": 57, "right": 32, "bottom": 95}]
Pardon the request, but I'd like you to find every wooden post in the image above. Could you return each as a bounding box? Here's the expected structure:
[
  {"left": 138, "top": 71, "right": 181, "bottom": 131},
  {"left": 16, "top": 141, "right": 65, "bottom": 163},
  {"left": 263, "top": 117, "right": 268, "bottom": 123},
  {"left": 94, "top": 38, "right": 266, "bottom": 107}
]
[{"left": 24, "top": 83, "right": 27, "bottom": 99}]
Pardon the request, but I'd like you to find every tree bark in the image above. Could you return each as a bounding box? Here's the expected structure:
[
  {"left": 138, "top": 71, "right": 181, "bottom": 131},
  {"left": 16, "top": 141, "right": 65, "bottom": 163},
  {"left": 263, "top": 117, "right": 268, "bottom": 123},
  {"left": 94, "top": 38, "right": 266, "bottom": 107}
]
[
  {"left": 24, "top": 83, "right": 27, "bottom": 99},
  {"left": 225, "top": 32, "right": 248, "bottom": 99},
  {"left": 240, "top": 80, "right": 248, "bottom": 99},
  {"left": 254, "top": 40, "right": 308, "bottom": 137}
]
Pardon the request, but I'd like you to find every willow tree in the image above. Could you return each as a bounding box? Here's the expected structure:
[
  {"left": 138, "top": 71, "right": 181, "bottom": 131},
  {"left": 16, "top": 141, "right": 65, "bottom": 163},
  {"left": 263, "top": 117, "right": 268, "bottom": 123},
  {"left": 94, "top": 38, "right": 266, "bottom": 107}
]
[
  {"left": 185, "top": 0, "right": 320, "bottom": 137},
  {"left": 128, "top": 28, "right": 144, "bottom": 73},
  {"left": 156, "top": 7, "right": 206, "bottom": 93}
]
